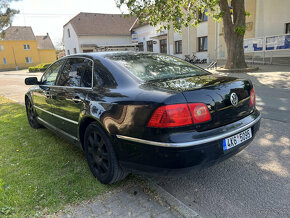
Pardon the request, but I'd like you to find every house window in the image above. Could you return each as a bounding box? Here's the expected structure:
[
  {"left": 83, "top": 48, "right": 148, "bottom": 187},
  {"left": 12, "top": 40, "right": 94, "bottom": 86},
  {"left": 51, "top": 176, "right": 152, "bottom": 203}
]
[
  {"left": 198, "top": 36, "right": 208, "bottom": 52},
  {"left": 68, "top": 29, "right": 71, "bottom": 38},
  {"left": 67, "top": 50, "right": 70, "bottom": 55},
  {"left": 147, "top": 40, "right": 153, "bottom": 52},
  {"left": 138, "top": 42, "right": 144, "bottom": 51},
  {"left": 25, "top": 57, "right": 33, "bottom": 63},
  {"left": 0, "top": 45, "right": 4, "bottom": 51},
  {"left": 3, "top": 58, "right": 7, "bottom": 64},
  {"left": 286, "top": 23, "right": 290, "bottom": 34},
  {"left": 160, "top": 39, "right": 167, "bottom": 54},
  {"left": 175, "top": 40, "right": 182, "bottom": 54},
  {"left": 74, "top": 48, "right": 77, "bottom": 54},
  {"left": 198, "top": 9, "right": 208, "bottom": 22},
  {"left": 24, "top": 44, "right": 30, "bottom": 50}
]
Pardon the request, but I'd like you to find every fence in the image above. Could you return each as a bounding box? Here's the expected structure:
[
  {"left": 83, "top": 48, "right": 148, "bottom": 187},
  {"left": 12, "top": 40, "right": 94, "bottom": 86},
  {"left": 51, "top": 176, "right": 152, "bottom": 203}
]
[{"left": 244, "top": 34, "right": 290, "bottom": 65}]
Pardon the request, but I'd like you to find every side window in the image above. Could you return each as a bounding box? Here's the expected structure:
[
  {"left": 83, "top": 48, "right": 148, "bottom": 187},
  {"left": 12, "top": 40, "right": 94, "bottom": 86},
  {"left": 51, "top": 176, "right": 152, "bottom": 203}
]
[
  {"left": 41, "top": 60, "right": 64, "bottom": 85},
  {"left": 56, "top": 58, "right": 93, "bottom": 87},
  {"left": 94, "top": 61, "right": 117, "bottom": 88}
]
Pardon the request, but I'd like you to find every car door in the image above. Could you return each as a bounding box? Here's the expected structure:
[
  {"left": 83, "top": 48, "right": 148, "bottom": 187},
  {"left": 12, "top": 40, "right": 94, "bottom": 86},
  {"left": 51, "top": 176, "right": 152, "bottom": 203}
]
[
  {"left": 49, "top": 57, "right": 94, "bottom": 138},
  {"left": 32, "top": 59, "right": 65, "bottom": 123}
]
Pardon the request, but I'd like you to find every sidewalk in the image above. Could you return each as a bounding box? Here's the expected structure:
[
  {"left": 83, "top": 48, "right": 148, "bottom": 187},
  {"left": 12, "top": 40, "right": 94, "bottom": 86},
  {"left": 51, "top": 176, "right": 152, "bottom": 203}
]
[
  {"left": 49, "top": 180, "right": 199, "bottom": 218},
  {"left": 206, "top": 64, "right": 290, "bottom": 90}
]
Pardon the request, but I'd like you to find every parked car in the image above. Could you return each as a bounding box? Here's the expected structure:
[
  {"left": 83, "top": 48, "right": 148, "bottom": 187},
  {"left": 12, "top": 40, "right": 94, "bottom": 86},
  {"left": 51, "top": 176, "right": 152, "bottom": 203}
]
[{"left": 25, "top": 52, "right": 261, "bottom": 184}]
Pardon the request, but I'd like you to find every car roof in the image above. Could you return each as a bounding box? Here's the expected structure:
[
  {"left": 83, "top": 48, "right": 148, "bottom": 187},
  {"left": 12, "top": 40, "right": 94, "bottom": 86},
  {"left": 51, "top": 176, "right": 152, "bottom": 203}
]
[{"left": 64, "top": 51, "right": 160, "bottom": 59}]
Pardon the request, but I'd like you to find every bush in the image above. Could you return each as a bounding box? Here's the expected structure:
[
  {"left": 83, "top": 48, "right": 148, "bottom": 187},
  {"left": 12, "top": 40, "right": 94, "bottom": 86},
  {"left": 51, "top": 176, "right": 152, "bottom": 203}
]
[{"left": 28, "top": 63, "right": 52, "bottom": 72}]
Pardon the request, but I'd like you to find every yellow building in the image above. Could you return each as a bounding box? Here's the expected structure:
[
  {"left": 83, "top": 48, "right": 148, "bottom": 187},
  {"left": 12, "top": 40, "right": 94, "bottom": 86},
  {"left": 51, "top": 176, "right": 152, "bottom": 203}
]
[{"left": 0, "top": 26, "right": 56, "bottom": 71}]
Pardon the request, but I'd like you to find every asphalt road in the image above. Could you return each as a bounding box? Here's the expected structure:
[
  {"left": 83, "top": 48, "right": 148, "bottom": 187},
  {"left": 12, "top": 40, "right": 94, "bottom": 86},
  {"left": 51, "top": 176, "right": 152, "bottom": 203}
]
[
  {"left": 152, "top": 84, "right": 290, "bottom": 217},
  {"left": 0, "top": 70, "right": 42, "bottom": 104}
]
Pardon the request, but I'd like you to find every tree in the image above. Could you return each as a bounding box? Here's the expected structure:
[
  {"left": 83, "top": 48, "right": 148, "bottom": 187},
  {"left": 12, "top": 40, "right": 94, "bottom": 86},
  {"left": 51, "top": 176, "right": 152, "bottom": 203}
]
[
  {"left": 116, "top": 0, "right": 248, "bottom": 69},
  {"left": 0, "top": 0, "right": 19, "bottom": 37}
]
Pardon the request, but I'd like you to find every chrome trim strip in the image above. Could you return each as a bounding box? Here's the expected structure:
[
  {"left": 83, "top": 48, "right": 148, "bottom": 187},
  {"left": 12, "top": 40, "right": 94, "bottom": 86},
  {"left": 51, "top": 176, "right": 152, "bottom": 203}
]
[
  {"left": 37, "top": 117, "right": 79, "bottom": 141},
  {"left": 42, "top": 85, "right": 92, "bottom": 90},
  {"left": 34, "top": 105, "right": 78, "bottom": 125},
  {"left": 116, "top": 114, "right": 262, "bottom": 148}
]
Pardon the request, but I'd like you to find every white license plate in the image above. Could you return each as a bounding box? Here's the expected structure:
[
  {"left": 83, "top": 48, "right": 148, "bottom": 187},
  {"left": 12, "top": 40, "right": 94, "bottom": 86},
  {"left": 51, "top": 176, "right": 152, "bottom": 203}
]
[{"left": 223, "top": 128, "right": 252, "bottom": 151}]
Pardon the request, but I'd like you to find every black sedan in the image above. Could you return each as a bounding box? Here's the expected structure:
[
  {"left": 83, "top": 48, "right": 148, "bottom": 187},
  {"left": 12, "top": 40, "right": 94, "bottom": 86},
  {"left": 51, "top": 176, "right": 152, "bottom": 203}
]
[{"left": 25, "top": 52, "right": 261, "bottom": 184}]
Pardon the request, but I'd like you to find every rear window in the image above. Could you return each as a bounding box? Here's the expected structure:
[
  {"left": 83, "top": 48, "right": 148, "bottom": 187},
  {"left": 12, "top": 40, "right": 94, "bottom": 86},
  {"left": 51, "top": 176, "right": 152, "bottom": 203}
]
[{"left": 104, "top": 53, "right": 209, "bottom": 82}]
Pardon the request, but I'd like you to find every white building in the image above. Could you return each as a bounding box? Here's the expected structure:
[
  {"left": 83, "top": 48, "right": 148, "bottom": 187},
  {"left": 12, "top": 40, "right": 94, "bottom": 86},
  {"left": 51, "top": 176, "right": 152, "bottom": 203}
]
[
  {"left": 131, "top": 0, "right": 290, "bottom": 63},
  {"left": 130, "top": 21, "right": 184, "bottom": 59},
  {"left": 63, "top": 13, "right": 136, "bottom": 55}
]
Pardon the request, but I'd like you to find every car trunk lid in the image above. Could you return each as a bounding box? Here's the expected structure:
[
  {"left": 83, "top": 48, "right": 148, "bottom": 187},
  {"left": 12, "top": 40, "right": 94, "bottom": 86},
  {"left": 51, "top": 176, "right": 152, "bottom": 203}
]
[{"left": 146, "top": 74, "right": 254, "bottom": 131}]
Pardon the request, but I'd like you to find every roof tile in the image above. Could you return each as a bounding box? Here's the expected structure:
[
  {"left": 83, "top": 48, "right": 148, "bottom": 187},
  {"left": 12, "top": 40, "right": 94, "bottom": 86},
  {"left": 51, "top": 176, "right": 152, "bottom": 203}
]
[
  {"left": 36, "top": 35, "right": 55, "bottom": 50},
  {"left": 66, "top": 13, "right": 136, "bottom": 36},
  {"left": 2, "top": 26, "right": 36, "bottom": 41}
]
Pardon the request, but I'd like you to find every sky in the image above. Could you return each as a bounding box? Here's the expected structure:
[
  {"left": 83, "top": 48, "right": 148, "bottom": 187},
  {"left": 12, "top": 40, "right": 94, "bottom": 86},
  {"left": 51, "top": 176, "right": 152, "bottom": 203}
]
[{"left": 10, "top": 0, "right": 128, "bottom": 49}]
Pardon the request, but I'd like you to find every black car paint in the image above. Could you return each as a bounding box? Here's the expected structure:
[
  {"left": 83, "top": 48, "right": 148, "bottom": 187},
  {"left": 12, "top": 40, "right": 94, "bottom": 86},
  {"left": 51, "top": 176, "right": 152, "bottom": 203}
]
[
  {"left": 117, "top": 110, "right": 260, "bottom": 174},
  {"left": 25, "top": 52, "right": 261, "bottom": 174}
]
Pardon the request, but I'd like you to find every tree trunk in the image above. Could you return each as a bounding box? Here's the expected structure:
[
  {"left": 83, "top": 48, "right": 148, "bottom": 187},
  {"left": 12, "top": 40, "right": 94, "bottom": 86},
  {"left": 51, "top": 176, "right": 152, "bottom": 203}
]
[{"left": 219, "top": 0, "right": 248, "bottom": 69}]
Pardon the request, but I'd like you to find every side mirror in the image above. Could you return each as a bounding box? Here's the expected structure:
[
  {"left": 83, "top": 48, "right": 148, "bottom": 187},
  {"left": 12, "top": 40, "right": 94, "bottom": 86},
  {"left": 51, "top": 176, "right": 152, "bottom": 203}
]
[{"left": 25, "top": 77, "right": 39, "bottom": 85}]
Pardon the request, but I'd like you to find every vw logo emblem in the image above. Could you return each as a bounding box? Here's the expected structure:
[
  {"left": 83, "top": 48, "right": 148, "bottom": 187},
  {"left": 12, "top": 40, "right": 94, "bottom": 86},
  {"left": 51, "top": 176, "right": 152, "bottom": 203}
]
[{"left": 230, "top": 93, "right": 239, "bottom": 106}]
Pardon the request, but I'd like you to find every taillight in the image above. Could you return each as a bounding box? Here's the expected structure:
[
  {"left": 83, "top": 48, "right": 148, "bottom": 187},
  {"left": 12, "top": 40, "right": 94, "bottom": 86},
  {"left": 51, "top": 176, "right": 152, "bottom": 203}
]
[
  {"left": 250, "top": 88, "right": 255, "bottom": 107},
  {"left": 147, "top": 104, "right": 192, "bottom": 128},
  {"left": 188, "top": 103, "right": 211, "bottom": 124},
  {"left": 147, "top": 103, "right": 211, "bottom": 128}
]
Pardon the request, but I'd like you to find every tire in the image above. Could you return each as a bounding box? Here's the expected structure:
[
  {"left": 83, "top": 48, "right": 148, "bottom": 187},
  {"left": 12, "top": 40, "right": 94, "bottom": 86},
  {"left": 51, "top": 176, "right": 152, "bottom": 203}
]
[
  {"left": 84, "top": 122, "right": 127, "bottom": 184},
  {"left": 25, "top": 98, "right": 42, "bottom": 129}
]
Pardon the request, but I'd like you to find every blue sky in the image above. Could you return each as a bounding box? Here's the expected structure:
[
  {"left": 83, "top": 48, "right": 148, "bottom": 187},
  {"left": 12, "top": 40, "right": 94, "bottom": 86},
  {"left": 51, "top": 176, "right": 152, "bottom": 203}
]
[{"left": 11, "top": 0, "right": 128, "bottom": 48}]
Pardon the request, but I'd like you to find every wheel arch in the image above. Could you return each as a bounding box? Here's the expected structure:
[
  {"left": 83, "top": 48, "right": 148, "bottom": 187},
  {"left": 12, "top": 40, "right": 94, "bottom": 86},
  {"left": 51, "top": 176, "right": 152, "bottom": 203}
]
[
  {"left": 78, "top": 116, "right": 110, "bottom": 150},
  {"left": 25, "top": 92, "right": 33, "bottom": 104}
]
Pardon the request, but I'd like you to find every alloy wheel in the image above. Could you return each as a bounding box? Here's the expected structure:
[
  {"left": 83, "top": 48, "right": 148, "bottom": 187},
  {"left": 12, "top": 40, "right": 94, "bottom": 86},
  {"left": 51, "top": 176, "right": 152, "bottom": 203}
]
[
  {"left": 26, "top": 100, "right": 35, "bottom": 124},
  {"left": 87, "top": 130, "right": 110, "bottom": 177}
]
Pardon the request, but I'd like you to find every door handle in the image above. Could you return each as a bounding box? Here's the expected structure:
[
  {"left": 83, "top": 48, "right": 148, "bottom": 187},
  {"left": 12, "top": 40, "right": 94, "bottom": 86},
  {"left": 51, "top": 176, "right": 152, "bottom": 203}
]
[{"left": 72, "top": 96, "right": 82, "bottom": 103}]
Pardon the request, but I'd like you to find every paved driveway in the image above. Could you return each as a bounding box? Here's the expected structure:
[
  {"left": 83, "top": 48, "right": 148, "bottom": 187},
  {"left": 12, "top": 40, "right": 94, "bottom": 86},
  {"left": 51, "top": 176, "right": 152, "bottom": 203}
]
[
  {"left": 0, "top": 69, "right": 42, "bottom": 104},
  {"left": 153, "top": 64, "right": 290, "bottom": 217}
]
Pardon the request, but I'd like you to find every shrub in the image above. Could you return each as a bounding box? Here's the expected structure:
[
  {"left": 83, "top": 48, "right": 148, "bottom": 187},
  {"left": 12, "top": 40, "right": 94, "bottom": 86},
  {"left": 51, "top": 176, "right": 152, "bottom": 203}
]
[{"left": 28, "top": 63, "right": 52, "bottom": 72}]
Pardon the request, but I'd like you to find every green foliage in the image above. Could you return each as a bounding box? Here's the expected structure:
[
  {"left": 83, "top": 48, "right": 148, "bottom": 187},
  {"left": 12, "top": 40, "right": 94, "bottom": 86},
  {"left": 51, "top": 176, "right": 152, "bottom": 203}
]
[
  {"left": 117, "top": 0, "right": 247, "bottom": 69},
  {"left": 245, "top": 11, "right": 251, "bottom": 17},
  {"left": 116, "top": 0, "right": 221, "bottom": 32},
  {"left": 0, "top": 97, "right": 127, "bottom": 216},
  {"left": 234, "top": 26, "right": 246, "bottom": 36},
  {"left": 213, "top": 11, "right": 224, "bottom": 21},
  {"left": 0, "top": 0, "right": 20, "bottom": 36},
  {"left": 28, "top": 63, "right": 52, "bottom": 72}
]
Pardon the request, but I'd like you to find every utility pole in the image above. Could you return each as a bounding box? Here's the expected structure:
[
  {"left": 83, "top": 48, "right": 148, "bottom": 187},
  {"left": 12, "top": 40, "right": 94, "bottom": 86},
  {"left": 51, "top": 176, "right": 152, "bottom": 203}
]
[{"left": 12, "top": 47, "right": 18, "bottom": 70}]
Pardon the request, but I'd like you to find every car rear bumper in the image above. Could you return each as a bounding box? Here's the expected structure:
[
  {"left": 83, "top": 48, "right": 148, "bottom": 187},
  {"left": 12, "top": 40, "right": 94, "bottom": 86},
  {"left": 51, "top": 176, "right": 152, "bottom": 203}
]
[{"left": 115, "top": 110, "right": 261, "bottom": 175}]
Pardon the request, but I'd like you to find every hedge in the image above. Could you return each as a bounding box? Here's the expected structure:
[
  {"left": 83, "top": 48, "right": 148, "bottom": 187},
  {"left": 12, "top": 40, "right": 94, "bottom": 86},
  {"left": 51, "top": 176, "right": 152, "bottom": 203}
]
[{"left": 28, "top": 63, "right": 52, "bottom": 72}]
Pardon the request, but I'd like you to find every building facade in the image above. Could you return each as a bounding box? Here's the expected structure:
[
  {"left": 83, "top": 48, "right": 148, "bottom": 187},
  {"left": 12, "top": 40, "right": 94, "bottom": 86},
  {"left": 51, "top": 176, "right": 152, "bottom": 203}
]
[
  {"left": 132, "top": 0, "right": 290, "bottom": 63},
  {"left": 36, "top": 35, "right": 56, "bottom": 64},
  {"left": 0, "top": 26, "right": 56, "bottom": 71},
  {"left": 63, "top": 13, "right": 137, "bottom": 55}
]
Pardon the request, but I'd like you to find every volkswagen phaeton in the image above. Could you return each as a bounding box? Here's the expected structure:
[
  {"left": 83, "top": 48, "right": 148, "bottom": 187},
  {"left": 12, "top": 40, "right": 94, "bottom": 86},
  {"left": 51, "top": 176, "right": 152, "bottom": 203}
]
[{"left": 25, "top": 52, "right": 261, "bottom": 184}]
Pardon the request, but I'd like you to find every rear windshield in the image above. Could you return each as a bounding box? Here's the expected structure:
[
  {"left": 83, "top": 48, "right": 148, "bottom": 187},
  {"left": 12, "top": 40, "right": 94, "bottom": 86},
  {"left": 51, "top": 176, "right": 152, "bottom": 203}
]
[{"left": 104, "top": 53, "right": 209, "bottom": 82}]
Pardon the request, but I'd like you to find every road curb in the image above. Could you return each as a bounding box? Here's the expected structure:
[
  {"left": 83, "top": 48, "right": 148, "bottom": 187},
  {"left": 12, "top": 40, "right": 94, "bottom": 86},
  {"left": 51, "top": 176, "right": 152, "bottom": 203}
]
[{"left": 143, "top": 179, "right": 202, "bottom": 218}]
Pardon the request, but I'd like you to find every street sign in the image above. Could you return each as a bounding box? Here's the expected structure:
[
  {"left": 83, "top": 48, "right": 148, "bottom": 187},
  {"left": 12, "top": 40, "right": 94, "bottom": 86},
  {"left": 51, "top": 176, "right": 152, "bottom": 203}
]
[{"left": 132, "top": 33, "right": 138, "bottom": 44}]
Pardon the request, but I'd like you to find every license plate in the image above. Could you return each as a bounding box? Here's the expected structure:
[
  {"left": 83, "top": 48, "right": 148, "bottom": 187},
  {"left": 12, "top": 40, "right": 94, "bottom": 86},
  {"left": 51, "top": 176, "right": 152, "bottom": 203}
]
[{"left": 223, "top": 128, "right": 252, "bottom": 151}]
